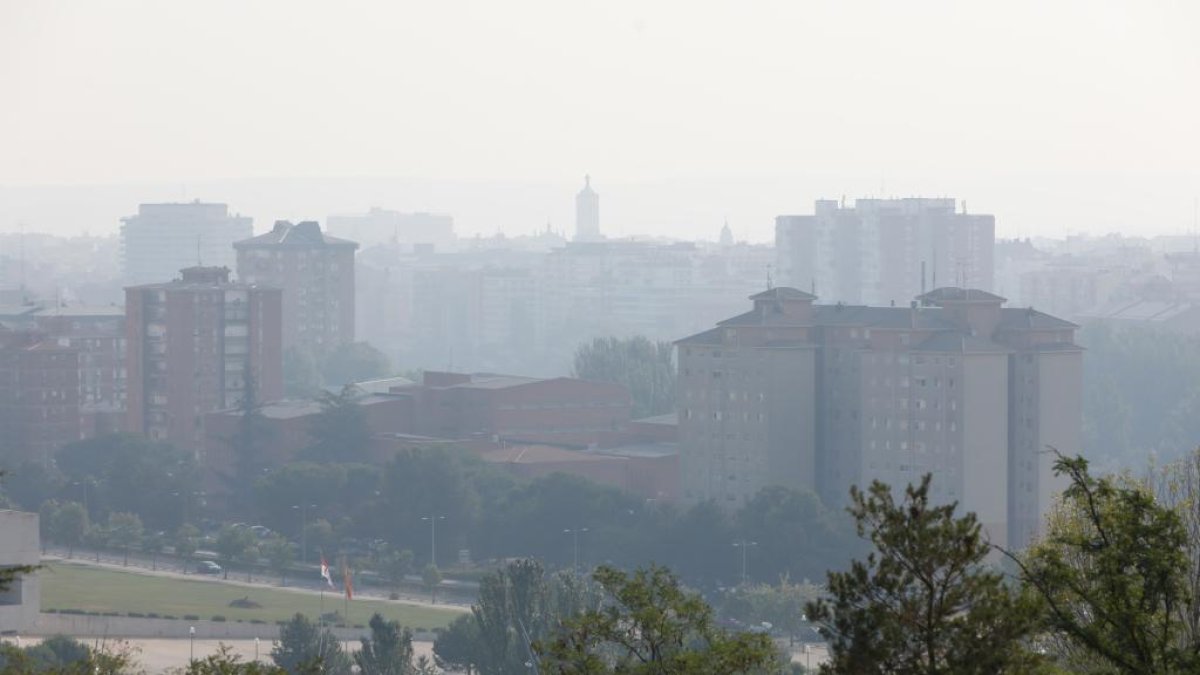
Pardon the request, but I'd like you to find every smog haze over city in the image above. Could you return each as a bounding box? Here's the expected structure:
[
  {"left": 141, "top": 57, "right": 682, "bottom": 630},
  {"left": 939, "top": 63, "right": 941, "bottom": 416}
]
[{"left": 1, "top": 2, "right": 1200, "bottom": 674}]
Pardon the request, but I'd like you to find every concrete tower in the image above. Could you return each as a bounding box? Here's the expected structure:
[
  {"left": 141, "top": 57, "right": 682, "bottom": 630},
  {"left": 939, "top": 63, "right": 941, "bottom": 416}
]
[{"left": 575, "top": 175, "right": 600, "bottom": 242}]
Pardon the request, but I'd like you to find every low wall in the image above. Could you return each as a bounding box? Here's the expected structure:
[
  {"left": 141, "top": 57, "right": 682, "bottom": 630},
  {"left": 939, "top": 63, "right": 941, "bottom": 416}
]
[{"left": 28, "top": 614, "right": 438, "bottom": 643}]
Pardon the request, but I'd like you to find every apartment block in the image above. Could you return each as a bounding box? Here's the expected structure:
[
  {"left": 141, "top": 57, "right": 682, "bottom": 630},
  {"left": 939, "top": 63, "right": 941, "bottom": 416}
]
[
  {"left": 0, "top": 328, "right": 82, "bottom": 464},
  {"left": 676, "top": 286, "right": 1081, "bottom": 548},
  {"left": 125, "top": 266, "right": 283, "bottom": 454},
  {"left": 235, "top": 221, "right": 358, "bottom": 354},
  {"left": 31, "top": 306, "right": 127, "bottom": 436},
  {"left": 120, "top": 201, "right": 253, "bottom": 284},
  {"left": 776, "top": 198, "right": 994, "bottom": 306}
]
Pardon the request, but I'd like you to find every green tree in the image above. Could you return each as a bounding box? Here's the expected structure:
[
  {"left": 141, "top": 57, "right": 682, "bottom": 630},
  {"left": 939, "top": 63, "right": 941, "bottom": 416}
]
[
  {"left": 175, "top": 523, "right": 201, "bottom": 573},
  {"left": 433, "top": 614, "right": 480, "bottom": 674},
  {"left": 1014, "top": 454, "right": 1197, "bottom": 673},
  {"left": 422, "top": 564, "right": 442, "bottom": 605},
  {"left": 807, "top": 474, "right": 1040, "bottom": 674},
  {"left": 537, "top": 564, "right": 782, "bottom": 674},
  {"left": 222, "top": 372, "right": 275, "bottom": 516},
  {"left": 182, "top": 643, "right": 287, "bottom": 674},
  {"left": 57, "top": 433, "right": 200, "bottom": 531},
  {"left": 374, "top": 545, "right": 414, "bottom": 597},
  {"left": 143, "top": 529, "right": 167, "bottom": 571},
  {"left": 355, "top": 613, "right": 416, "bottom": 675},
  {"left": 215, "top": 524, "right": 257, "bottom": 580},
  {"left": 320, "top": 341, "right": 391, "bottom": 387},
  {"left": 106, "top": 511, "right": 144, "bottom": 567},
  {"left": 301, "top": 385, "right": 371, "bottom": 463},
  {"left": 572, "top": 335, "right": 675, "bottom": 419},
  {"left": 263, "top": 534, "right": 296, "bottom": 586},
  {"left": 433, "top": 559, "right": 601, "bottom": 675},
  {"left": 271, "top": 613, "right": 351, "bottom": 675}
]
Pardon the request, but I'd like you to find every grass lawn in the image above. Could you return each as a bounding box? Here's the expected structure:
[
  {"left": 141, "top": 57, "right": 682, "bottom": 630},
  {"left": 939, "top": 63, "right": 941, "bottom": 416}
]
[{"left": 40, "top": 563, "right": 462, "bottom": 630}]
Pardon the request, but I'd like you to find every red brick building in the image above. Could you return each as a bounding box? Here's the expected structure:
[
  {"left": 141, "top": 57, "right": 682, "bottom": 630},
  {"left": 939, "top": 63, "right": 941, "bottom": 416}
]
[
  {"left": 203, "top": 393, "right": 412, "bottom": 479},
  {"left": 125, "top": 266, "right": 283, "bottom": 453},
  {"left": 396, "top": 371, "right": 633, "bottom": 445},
  {"left": 31, "top": 306, "right": 127, "bottom": 437},
  {"left": 0, "top": 329, "right": 82, "bottom": 464}
]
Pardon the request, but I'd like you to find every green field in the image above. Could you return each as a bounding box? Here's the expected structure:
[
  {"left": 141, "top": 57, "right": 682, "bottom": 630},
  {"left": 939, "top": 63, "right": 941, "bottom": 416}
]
[{"left": 41, "top": 563, "right": 463, "bottom": 629}]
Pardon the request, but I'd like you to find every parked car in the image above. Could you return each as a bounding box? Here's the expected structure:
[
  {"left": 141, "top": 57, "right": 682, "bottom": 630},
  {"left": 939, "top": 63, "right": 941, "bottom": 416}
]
[{"left": 196, "top": 560, "right": 223, "bottom": 575}]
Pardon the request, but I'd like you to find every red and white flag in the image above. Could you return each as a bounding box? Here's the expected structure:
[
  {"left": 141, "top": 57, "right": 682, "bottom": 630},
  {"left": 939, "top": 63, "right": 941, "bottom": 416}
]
[
  {"left": 342, "top": 559, "right": 354, "bottom": 600},
  {"left": 320, "top": 555, "right": 334, "bottom": 588}
]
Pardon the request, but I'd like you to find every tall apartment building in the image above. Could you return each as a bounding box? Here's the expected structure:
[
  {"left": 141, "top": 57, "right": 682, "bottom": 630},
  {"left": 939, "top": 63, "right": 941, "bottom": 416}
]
[
  {"left": 676, "top": 286, "right": 1081, "bottom": 548},
  {"left": 235, "top": 221, "right": 358, "bottom": 354},
  {"left": 32, "top": 306, "right": 127, "bottom": 436},
  {"left": 575, "top": 175, "right": 601, "bottom": 242},
  {"left": 125, "top": 266, "right": 283, "bottom": 454},
  {"left": 120, "top": 201, "right": 253, "bottom": 284},
  {"left": 0, "top": 328, "right": 81, "bottom": 465},
  {"left": 776, "top": 198, "right": 994, "bottom": 307}
]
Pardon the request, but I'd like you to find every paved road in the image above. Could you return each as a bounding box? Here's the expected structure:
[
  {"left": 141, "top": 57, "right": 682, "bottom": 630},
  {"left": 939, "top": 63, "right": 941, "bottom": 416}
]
[{"left": 42, "top": 549, "right": 472, "bottom": 612}]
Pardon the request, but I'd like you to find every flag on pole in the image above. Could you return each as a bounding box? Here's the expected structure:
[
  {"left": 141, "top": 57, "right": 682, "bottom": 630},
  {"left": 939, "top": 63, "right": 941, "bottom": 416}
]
[
  {"left": 320, "top": 555, "right": 334, "bottom": 588},
  {"left": 342, "top": 559, "right": 354, "bottom": 600}
]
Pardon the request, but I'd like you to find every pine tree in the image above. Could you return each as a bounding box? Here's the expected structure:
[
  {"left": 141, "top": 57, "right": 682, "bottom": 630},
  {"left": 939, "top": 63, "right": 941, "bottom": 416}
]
[{"left": 807, "top": 474, "right": 1041, "bottom": 674}]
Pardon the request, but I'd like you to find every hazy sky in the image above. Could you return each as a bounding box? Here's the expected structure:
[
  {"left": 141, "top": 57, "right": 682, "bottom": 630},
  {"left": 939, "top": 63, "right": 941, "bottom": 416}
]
[{"left": 2, "top": 0, "right": 1198, "bottom": 240}]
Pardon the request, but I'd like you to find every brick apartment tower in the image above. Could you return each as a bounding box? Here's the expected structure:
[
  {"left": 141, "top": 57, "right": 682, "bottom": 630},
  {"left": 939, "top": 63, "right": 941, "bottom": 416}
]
[
  {"left": 0, "top": 329, "right": 82, "bottom": 465},
  {"left": 235, "top": 221, "right": 357, "bottom": 355},
  {"left": 675, "top": 286, "right": 1081, "bottom": 548},
  {"left": 125, "top": 266, "right": 282, "bottom": 454}
]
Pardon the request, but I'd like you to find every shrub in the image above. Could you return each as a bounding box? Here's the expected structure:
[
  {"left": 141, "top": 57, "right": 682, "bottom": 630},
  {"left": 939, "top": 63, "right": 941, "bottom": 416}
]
[
  {"left": 211, "top": 615, "right": 226, "bottom": 622},
  {"left": 183, "top": 614, "right": 199, "bottom": 621}
]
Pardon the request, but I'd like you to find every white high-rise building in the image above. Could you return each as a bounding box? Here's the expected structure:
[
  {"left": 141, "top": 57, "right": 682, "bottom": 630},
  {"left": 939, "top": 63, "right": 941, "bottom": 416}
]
[{"left": 120, "top": 201, "right": 252, "bottom": 284}]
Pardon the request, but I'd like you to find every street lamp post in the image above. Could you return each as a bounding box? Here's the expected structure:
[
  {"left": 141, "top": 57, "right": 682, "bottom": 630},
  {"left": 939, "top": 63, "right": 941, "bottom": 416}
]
[
  {"left": 733, "top": 540, "right": 757, "bottom": 585},
  {"left": 189, "top": 625, "right": 196, "bottom": 661},
  {"left": 254, "top": 637, "right": 260, "bottom": 662},
  {"left": 563, "top": 528, "right": 589, "bottom": 573},
  {"left": 421, "top": 515, "right": 445, "bottom": 567}
]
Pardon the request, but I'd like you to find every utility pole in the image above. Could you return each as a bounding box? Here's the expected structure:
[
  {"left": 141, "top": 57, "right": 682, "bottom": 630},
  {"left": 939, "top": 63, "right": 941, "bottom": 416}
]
[
  {"left": 564, "top": 527, "right": 589, "bottom": 573},
  {"left": 422, "top": 515, "right": 445, "bottom": 567},
  {"left": 733, "top": 539, "right": 757, "bottom": 585}
]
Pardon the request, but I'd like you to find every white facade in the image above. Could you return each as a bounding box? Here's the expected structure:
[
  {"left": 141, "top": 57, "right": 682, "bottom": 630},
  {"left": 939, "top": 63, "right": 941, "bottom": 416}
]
[
  {"left": 0, "top": 510, "right": 40, "bottom": 632},
  {"left": 120, "top": 202, "right": 252, "bottom": 284}
]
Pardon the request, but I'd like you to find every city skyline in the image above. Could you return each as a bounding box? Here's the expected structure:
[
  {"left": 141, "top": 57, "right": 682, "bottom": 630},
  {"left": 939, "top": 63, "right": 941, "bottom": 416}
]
[{"left": 2, "top": 1, "right": 1198, "bottom": 240}]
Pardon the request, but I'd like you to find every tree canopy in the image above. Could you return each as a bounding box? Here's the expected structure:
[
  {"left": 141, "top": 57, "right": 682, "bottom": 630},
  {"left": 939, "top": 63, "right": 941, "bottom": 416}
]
[
  {"left": 572, "top": 336, "right": 675, "bottom": 419},
  {"left": 808, "top": 474, "right": 1041, "bottom": 674}
]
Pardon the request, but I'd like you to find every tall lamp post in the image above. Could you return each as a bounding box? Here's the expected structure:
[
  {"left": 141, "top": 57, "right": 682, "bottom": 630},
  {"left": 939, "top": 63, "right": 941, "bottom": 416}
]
[
  {"left": 189, "top": 625, "right": 196, "bottom": 661},
  {"left": 421, "top": 515, "right": 445, "bottom": 567},
  {"left": 733, "top": 539, "right": 757, "bottom": 585},
  {"left": 563, "top": 527, "right": 589, "bottom": 573},
  {"left": 293, "top": 503, "right": 316, "bottom": 564}
]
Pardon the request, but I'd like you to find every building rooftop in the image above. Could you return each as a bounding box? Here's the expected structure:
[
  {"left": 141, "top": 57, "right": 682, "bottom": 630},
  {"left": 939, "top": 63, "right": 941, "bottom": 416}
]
[
  {"left": 235, "top": 221, "right": 358, "bottom": 249},
  {"left": 749, "top": 286, "right": 817, "bottom": 302},
  {"left": 918, "top": 287, "right": 1007, "bottom": 305}
]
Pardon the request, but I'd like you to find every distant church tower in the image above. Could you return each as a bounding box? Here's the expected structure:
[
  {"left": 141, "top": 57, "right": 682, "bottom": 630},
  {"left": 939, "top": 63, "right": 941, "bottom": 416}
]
[
  {"left": 719, "top": 219, "right": 733, "bottom": 246},
  {"left": 575, "top": 174, "right": 600, "bottom": 242}
]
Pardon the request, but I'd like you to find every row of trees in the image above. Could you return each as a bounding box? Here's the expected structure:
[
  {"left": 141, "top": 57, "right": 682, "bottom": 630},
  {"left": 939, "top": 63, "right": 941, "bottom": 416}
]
[
  {"left": 433, "top": 559, "right": 785, "bottom": 674},
  {"left": 808, "top": 448, "right": 1200, "bottom": 673}
]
